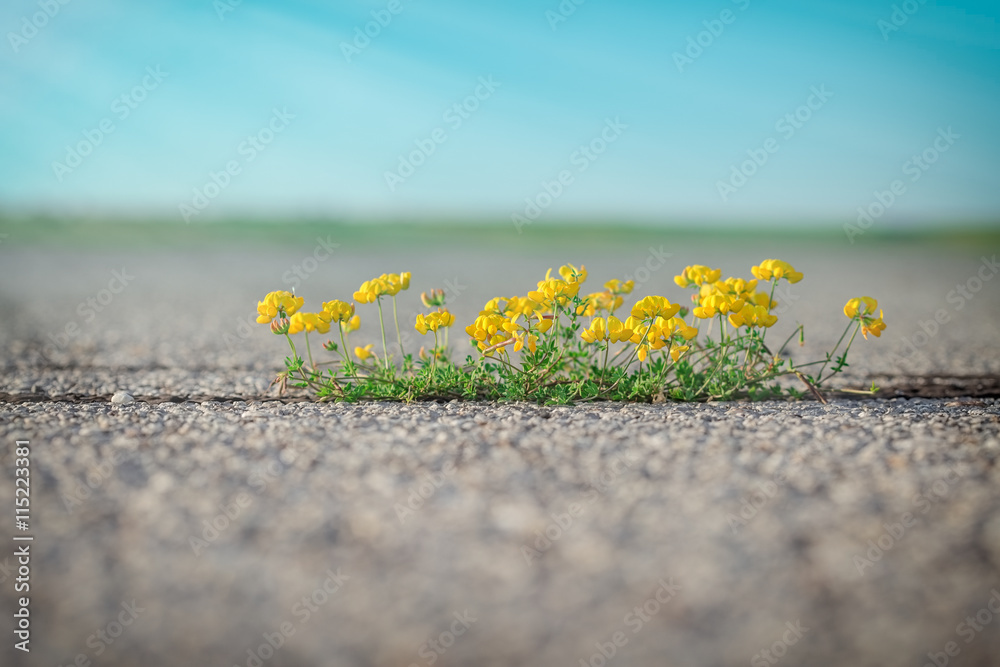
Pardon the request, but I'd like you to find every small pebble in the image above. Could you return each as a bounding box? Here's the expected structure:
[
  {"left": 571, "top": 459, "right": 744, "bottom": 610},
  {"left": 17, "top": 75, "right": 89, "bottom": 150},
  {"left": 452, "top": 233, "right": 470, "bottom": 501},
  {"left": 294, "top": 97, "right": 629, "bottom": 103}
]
[{"left": 111, "top": 391, "right": 135, "bottom": 405}]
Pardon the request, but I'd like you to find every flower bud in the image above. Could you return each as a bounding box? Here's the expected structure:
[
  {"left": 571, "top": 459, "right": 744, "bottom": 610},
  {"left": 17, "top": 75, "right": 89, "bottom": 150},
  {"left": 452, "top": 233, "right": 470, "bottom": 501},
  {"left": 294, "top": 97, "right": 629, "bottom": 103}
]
[
  {"left": 270, "top": 317, "right": 290, "bottom": 335},
  {"left": 421, "top": 289, "right": 446, "bottom": 308}
]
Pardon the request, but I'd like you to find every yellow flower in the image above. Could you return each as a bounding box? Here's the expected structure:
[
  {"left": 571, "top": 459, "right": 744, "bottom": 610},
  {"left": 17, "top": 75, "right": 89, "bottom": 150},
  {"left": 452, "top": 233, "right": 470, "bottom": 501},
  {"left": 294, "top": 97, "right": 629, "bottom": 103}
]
[
  {"left": 512, "top": 330, "right": 538, "bottom": 353},
  {"left": 341, "top": 314, "right": 361, "bottom": 333},
  {"left": 862, "top": 311, "right": 887, "bottom": 339},
  {"left": 751, "top": 259, "right": 803, "bottom": 283},
  {"left": 528, "top": 278, "right": 580, "bottom": 311},
  {"left": 846, "top": 297, "right": 886, "bottom": 339},
  {"left": 669, "top": 344, "right": 690, "bottom": 363},
  {"left": 383, "top": 272, "right": 411, "bottom": 296},
  {"left": 354, "top": 344, "right": 376, "bottom": 361},
  {"left": 581, "top": 316, "right": 633, "bottom": 344},
  {"left": 321, "top": 300, "right": 355, "bottom": 323},
  {"left": 659, "top": 316, "right": 699, "bottom": 341},
  {"left": 465, "top": 313, "right": 512, "bottom": 355},
  {"left": 287, "top": 312, "right": 332, "bottom": 335},
  {"left": 727, "top": 304, "right": 777, "bottom": 329},
  {"left": 354, "top": 278, "right": 388, "bottom": 304},
  {"left": 505, "top": 296, "right": 538, "bottom": 319},
  {"left": 256, "top": 291, "right": 304, "bottom": 323},
  {"left": 578, "top": 291, "right": 623, "bottom": 316},
  {"left": 553, "top": 264, "right": 587, "bottom": 284},
  {"left": 415, "top": 310, "right": 455, "bottom": 335},
  {"left": 844, "top": 297, "right": 878, "bottom": 319},
  {"left": 630, "top": 295, "right": 680, "bottom": 321},
  {"left": 674, "top": 265, "right": 722, "bottom": 288},
  {"left": 479, "top": 297, "right": 507, "bottom": 316},
  {"left": 604, "top": 278, "right": 634, "bottom": 295}
]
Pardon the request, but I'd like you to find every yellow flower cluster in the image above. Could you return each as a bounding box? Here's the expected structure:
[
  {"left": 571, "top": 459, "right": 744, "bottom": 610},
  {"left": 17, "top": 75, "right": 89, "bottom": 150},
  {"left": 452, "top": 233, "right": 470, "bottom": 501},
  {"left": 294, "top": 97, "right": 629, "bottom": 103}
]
[
  {"left": 751, "top": 259, "right": 803, "bottom": 283},
  {"left": 581, "top": 315, "right": 632, "bottom": 344},
  {"left": 576, "top": 279, "right": 634, "bottom": 317},
  {"left": 256, "top": 291, "right": 304, "bottom": 323},
  {"left": 354, "top": 272, "right": 411, "bottom": 303},
  {"left": 845, "top": 296, "right": 887, "bottom": 339},
  {"left": 674, "top": 265, "right": 722, "bottom": 288},
  {"left": 256, "top": 258, "right": 888, "bottom": 397},
  {"left": 673, "top": 261, "right": 803, "bottom": 330},
  {"left": 621, "top": 314, "right": 698, "bottom": 362},
  {"left": 415, "top": 310, "right": 455, "bottom": 334}
]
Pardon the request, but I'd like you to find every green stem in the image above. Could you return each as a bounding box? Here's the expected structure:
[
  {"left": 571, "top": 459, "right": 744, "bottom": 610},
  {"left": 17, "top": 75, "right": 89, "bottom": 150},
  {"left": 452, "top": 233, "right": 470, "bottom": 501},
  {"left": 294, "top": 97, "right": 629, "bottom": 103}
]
[
  {"left": 304, "top": 332, "right": 315, "bottom": 371},
  {"left": 339, "top": 327, "right": 358, "bottom": 380},
  {"left": 392, "top": 295, "right": 404, "bottom": 360},
  {"left": 817, "top": 320, "right": 854, "bottom": 379},
  {"left": 818, "top": 322, "right": 861, "bottom": 384},
  {"left": 376, "top": 298, "right": 390, "bottom": 373}
]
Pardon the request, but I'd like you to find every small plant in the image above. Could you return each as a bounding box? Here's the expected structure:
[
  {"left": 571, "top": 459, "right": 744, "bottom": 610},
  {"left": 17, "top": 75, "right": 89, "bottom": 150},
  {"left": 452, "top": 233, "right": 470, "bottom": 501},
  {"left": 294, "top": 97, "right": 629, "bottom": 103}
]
[{"left": 255, "top": 260, "right": 886, "bottom": 403}]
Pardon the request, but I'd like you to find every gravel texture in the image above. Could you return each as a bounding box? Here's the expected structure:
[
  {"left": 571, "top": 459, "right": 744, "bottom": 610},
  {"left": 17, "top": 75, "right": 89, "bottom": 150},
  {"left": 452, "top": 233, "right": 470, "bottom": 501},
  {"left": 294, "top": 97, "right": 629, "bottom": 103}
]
[
  {"left": 1, "top": 242, "right": 999, "bottom": 665},
  {"left": 1, "top": 398, "right": 999, "bottom": 667}
]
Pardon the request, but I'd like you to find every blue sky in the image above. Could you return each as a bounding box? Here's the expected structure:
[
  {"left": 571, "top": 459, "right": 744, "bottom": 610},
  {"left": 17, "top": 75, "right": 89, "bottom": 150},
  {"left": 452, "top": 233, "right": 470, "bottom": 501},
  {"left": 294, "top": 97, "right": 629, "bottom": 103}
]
[{"left": 1, "top": 0, "right": 998, "bottom": 225}]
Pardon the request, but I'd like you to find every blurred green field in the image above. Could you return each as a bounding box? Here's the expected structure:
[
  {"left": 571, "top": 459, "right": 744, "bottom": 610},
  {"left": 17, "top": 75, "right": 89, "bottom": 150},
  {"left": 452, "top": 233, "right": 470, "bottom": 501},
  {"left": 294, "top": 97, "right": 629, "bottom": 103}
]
[{"left": 1, "top": 216, "right": 998, "bottom": 250}]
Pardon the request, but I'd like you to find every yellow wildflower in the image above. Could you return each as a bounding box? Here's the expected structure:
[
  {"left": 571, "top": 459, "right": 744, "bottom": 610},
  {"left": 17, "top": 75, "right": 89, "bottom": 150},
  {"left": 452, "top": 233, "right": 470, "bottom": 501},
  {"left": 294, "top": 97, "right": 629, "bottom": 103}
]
[
  {"left": 354, "top": 344, "right": 376, "bottom": 361},
  {"left": 553, "top": 264, "right": 587, "bottom": 284},
  {"left": 256, "top": 291, "right": 304, "bottom": 323},
  {"left": 751, "top": 259, "right": 803, "bottom": 283},
  {"left": 415, "top": 310, "right": 455, "bottom": 335},
  {"left": 727, "top": 303, "right": 777, "bottom": 329},
  {"left": 674, "top": 265, "right": 722, "bottom": 288},
  {"left": 630, "top": 295, "right": 680, "bottom": 321},
  {"left": 862, "top": 312, "right": 887, "bottom": 339},
  {"left": 354, "top": 278, "right": 388, "bottom": 304},
  {"left": 604, "top": 278, "right": 634, "bottom": 295},
  {"left": 528, "top": 278, "right": 580, "bottom": 311},
  {"left": 287, "top": 311, "right": 332, "bottom": 335},
  {"left": 321, "top": 300, "right": 355, "bottom": 323},
  {"left": 581, "top": 315, "right": 633, "bottom": 344},
  {"left": 341, "top": 314, "right": 361, "bottom": 333},
  {"left": 844, "top": 297, "right": 878, "bottom": 319},
  {"left": 845, "top": 297, "right": 886, "bottom": 339}
]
